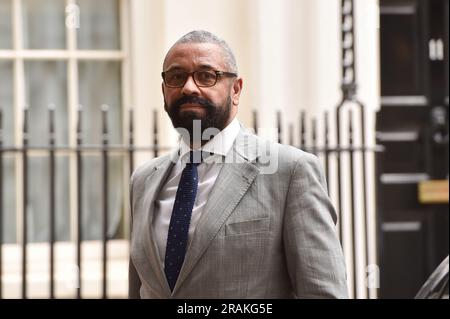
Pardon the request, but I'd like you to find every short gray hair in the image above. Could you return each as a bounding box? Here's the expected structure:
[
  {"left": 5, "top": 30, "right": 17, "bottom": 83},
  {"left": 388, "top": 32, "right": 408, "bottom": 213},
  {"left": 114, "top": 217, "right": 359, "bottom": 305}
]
[{"left": 165, "top": 30, "right": 238, "bottom": 73}]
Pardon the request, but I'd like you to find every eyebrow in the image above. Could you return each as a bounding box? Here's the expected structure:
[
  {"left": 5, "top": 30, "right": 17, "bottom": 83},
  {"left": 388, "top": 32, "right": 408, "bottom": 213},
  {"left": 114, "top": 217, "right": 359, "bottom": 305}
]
[
  {"left": 165, "top": 64, "right": 217, "bottom": 72},
  {"left": 196, "top": 64, "right": 215, "bottom": 70},
  {"left": 164, "top": 65, "right": 183, "bottom": 72}
]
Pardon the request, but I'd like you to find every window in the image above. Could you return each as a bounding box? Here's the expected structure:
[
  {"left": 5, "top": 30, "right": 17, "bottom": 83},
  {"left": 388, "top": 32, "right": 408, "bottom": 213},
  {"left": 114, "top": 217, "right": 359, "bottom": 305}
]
[{"left": 0, "top": 0, "right": 130, "bottom": 243}]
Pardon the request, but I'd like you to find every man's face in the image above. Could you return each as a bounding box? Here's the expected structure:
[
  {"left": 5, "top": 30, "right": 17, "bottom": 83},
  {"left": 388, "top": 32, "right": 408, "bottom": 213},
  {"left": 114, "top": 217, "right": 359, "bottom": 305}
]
[{"left": 162, "top": 42, "right": 242, "bottom": 142}]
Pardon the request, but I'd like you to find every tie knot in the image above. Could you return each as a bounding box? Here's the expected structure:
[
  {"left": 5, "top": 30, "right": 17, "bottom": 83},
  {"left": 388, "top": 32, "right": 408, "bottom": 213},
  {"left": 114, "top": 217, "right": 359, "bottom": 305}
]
[{"left": 186, "top": 150, "right": 214, "bottom": 165}]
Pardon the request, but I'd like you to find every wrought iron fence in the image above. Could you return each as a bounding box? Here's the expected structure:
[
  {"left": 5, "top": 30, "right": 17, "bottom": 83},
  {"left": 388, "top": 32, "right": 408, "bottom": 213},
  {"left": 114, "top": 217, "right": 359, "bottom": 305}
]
[
  {"left": 0, "top": 107, "right": 163, "bottom": 299},
  {"left": 0, "top": 104, "right": 384, "bottom": 299}
]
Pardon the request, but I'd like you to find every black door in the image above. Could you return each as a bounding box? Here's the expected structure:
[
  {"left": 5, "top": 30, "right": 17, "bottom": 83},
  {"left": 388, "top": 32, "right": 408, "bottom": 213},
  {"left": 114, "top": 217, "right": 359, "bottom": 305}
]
[{"left": 377, "top": 0, "right": 449, "bottom": 298}]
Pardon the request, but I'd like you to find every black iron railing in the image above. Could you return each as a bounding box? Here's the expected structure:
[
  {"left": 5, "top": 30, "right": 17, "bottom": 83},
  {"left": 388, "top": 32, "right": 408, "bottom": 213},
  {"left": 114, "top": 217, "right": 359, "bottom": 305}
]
[
  {"left": 0, "top": 103, "right": 383, "bottom": 299},
  {"left": 0, "top": 106, "right": 168, "bottom": 299}
]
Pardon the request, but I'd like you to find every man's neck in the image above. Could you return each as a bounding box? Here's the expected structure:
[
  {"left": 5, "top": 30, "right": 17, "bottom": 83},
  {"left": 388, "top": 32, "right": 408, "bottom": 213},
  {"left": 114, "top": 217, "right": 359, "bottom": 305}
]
[{"left": 186, "top": 117, "right": 235, "bottom": 149}]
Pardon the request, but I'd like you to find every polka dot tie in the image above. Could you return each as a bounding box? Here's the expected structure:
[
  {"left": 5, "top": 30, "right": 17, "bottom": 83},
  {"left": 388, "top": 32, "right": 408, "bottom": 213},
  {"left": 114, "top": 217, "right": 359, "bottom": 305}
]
[{"left": 164, "top": 151, "right": 202, "bottom": 291}]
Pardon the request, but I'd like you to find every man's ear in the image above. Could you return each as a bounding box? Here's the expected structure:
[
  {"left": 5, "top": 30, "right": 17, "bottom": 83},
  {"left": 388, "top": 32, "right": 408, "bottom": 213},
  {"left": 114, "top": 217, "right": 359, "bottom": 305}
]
[{"left": 232, "top": 77, "right": 243, "bottom": 106}]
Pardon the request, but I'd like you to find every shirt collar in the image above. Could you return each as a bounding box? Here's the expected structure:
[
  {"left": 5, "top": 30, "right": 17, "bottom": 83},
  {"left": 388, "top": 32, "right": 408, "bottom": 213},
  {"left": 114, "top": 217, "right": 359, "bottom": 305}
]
[{"left": 179, "top": 117, "right": 241, "bottom": 164}]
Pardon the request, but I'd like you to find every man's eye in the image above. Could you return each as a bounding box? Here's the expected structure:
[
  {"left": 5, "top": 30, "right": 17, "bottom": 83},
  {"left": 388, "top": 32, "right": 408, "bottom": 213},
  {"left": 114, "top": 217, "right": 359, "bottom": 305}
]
[
  {"left": 172, "top": 73, "right": 185, "bottom": 79},
  {"left": 167, "top": 72, "right": 186, "bottom": 82},
  {"left": 197, "top": 72, "right": 215, "bottom": 81}
]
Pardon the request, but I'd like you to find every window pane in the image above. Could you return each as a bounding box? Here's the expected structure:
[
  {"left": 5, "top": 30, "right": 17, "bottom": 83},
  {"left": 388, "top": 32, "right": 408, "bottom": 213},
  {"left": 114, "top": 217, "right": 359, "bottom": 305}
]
[
  {"left": 24, "top": 61, "right": 70, "bottom": 242},
  {"left": 79, "top": 154, "right": 125, "bottom": 240},
  {"left": 78, "top": 61, "right": 123, "bottom": 240},
  {"left": 1, "top": 155, "right": 16, "bottom": 243},
  {"left": 27, "top": 156, "right": 70, "bottom": 242},
  {"left": 0, "top": 0, "right": 12, "bottom": 49},
  {"left": 0, "top": 61, "right": 14, "bottom": 146},
  {"left": 0, "top": 60, "right": 15, "bottom": 243},
  {"left": 22, "top": 0, "right": 66, "bottom": 49},
  {"left": 78, "top": 61, "right": 122, "bottom": 145},
  {"left": 24, "top": 61, "right": 68, "bottom": 146},
  {"left": 77, "top": 0, "right": 120, "bottom": 50}
]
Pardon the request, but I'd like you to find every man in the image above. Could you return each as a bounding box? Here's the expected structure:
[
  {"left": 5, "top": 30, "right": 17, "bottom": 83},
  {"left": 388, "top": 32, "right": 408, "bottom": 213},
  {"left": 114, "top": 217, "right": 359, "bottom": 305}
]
[{"left": 128, "top": 30, "right": 348, "bottom": 298}]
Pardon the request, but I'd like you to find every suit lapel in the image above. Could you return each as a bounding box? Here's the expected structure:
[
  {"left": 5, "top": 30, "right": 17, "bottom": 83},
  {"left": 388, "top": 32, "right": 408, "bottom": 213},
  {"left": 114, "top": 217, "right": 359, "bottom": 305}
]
[
  {"left": 141, "top": 153, "right": 176, "bottom": 295},
  {"left": 173, "top": 130, "right": 261, "bottom": 293}
]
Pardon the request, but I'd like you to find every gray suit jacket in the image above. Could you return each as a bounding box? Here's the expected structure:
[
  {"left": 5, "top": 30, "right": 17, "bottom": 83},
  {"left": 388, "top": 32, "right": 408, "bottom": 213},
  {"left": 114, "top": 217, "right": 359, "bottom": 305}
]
[{"left": 129, "top": 128, "right": 348, "bottom": 298}]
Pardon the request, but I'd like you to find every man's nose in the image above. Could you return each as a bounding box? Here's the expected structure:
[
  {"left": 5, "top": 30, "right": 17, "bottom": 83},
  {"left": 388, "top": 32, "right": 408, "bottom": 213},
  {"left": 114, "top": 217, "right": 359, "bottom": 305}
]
[{"left": 181, "top": 74, "right": 200, "bottom": 95}]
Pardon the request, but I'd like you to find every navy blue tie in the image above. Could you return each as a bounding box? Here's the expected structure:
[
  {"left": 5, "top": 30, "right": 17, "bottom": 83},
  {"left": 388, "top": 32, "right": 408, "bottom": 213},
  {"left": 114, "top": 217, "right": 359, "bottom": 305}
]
[{"left": 164, "top": 151, "right": 201, "bottom": 291}]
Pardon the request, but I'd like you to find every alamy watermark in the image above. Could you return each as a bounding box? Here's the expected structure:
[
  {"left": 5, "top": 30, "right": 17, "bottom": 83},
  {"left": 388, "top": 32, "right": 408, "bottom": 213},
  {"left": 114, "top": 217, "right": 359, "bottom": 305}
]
[
  {"left": 366, "top": 264, "right": 380, "bottom": 289},
  {"left": 62, "top": 264, "right": 80, "bottom": 289},
  {"left": 174, "top": 120, "right": 280, "bottom": 175},
  {"left": 65, "top": 4, "right": 80, "bottom": 29}
]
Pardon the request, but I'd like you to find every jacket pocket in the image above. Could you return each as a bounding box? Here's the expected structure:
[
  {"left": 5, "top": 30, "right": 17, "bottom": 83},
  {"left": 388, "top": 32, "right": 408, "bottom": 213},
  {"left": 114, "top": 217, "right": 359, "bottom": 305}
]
[{"left": 225, "top": 217, "right": 270, "bottom": 236}]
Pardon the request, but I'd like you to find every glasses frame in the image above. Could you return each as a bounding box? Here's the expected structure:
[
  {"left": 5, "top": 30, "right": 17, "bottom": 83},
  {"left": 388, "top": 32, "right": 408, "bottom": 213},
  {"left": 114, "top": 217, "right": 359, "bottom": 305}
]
[{"left": 161, "top": 70, "right": 238, "bottom": 88}]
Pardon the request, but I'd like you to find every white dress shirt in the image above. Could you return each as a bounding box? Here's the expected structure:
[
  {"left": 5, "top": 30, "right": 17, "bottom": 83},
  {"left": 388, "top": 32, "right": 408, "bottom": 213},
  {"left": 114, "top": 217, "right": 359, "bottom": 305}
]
[{"left": 153, "top": 118, "right": 241, "bottom": 268}]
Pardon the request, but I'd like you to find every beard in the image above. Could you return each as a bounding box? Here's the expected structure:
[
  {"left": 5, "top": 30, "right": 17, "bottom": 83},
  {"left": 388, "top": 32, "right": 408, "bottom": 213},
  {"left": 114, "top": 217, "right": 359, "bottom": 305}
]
[{"left": 164, "top": 95, "right": 232, "bottom": 145}]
